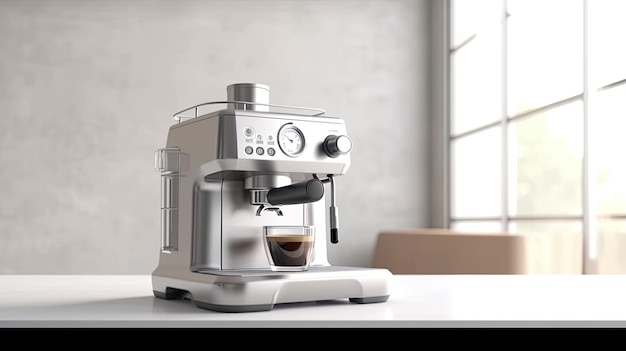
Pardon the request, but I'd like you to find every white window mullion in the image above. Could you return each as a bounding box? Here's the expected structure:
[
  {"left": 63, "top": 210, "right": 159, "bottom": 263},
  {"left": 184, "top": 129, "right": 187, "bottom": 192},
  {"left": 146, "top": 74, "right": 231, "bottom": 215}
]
[
  {"left": 582, "top": 0, "right": 596, "bottom": 274},
  {"left": 501, "top": 0, "right": 509, "bottom": 232}
]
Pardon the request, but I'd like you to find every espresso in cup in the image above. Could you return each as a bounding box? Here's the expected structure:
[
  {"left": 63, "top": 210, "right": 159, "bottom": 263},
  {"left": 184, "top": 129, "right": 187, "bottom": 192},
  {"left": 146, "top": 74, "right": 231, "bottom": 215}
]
[{"left": 263, "top": 226, "right": 315, "bottom": 271}]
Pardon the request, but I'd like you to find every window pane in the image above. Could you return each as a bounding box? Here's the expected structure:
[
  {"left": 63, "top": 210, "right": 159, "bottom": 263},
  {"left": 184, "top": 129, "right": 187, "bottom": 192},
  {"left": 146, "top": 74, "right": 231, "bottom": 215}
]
[
  {"left": 510, "top": 220, "right": 582, "bottom": 274},
  {"left": 508, "top": 102, "right": 583, "bottom": 216},
  {"left": 593, "top": 219, "right": 626, "bottom": 274},
  {"left": 451, "top": 127, "right": 501, "bottom": 218},
  {"left": 451, "top": 0, "right": 502, "bottom": 48},
  {"left": 589, "top": 84, "right": 626, "bottom": 215},
  {"left": 451, "top": 23, "right": 502, "bottom": 136},
  {"left": 451, "top": 221, "right": 502, "bottom": 233},
  {"left": 507, "top": 0, "right": 583, "bottom": 116},
  {"left": 588, "top": 0, "right": 626, "bottom": 88}
]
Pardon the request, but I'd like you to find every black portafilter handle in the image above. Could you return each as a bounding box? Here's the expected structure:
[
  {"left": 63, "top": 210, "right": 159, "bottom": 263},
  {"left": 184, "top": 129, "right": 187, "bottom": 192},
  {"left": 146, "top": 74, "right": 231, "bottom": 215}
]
[{"left": 266, "top": 179, "right": 325, "bottom": 205}]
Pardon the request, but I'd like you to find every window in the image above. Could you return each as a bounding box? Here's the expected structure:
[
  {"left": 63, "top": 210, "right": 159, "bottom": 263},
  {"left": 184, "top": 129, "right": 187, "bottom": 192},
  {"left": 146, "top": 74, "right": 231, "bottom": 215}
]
[{"left": 447, "top": 0, "right": 626, "bottom": 273}]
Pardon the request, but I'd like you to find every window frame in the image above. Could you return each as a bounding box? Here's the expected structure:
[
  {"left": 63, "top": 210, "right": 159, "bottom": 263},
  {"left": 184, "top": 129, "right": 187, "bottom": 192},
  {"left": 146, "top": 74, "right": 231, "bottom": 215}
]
[{"left": 438, "top": 0, "right": 626, "bottom": 274}]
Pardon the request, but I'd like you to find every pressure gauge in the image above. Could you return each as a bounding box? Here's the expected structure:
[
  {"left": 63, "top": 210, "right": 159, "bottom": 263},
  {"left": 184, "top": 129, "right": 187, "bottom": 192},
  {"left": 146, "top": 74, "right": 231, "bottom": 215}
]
[{"left": 278, "top": 124, "right": 305, "bottom": 157}]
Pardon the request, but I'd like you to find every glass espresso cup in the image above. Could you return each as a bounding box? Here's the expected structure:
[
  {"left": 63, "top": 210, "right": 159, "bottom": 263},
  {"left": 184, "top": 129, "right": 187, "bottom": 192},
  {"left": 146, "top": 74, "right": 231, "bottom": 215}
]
[{"left": 263, "top": 226, "right": 315, "bottom": 272}]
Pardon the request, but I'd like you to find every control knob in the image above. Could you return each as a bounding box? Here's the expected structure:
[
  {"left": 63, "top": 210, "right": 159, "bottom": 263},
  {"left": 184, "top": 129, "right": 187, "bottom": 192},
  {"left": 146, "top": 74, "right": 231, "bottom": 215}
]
[{"left": 323, "top": 135, "right": 352, "bottom": 158}]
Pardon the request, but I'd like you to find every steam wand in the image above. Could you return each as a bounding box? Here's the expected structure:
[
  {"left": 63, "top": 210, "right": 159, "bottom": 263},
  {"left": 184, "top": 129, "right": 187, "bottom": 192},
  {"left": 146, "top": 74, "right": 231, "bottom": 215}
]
[
  {"left": 313, "top": 174, "right": 339, "bottom": 244},
  {"left": 328, "top": 175, "right": 339, "bottom": 244}
]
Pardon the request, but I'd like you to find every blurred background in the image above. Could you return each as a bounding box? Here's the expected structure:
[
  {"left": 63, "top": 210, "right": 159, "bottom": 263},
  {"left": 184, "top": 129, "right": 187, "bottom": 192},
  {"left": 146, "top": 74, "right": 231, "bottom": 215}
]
[
  {"left": 0, "top": 0, "right": 433, "bottom": 273},
  {"left": 3, "top": 0, "right": 624, "bottom": 275}
]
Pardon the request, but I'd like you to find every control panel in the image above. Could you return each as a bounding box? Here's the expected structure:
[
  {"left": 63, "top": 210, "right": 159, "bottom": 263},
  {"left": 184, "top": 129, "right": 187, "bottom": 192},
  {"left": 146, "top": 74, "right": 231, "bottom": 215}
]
[{"left": 235, "top": 115, "right": 352, "bottom": 162}]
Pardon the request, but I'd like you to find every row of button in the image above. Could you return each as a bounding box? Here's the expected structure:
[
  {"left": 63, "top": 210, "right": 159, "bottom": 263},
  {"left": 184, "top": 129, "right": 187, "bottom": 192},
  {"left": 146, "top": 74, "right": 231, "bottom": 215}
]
[
  {"left": 243, "top": 127, "right": 274, "bottom": 141},
  {"left": 245, "top": 146, "right": 276, "bottom": 156}
]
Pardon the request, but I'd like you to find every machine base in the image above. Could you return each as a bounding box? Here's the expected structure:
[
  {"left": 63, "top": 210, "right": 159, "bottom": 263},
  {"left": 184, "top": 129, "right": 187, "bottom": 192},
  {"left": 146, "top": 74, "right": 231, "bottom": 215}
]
[{"left": 152, "top": 265, "right": 392, "bottom": 313}]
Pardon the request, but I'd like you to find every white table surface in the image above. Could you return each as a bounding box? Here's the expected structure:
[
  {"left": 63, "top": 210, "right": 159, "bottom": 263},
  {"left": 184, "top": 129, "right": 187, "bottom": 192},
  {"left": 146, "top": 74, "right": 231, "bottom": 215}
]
[{"left": 1, "top": 274, "right": 625, "bottom": 328}]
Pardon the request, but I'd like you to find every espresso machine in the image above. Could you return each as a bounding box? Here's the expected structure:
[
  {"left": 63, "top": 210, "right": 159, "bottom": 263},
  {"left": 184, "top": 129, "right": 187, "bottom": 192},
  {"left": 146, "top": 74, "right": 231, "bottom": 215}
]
[{"left": 152, "top": 83, "right": 392, "bottom": 312}]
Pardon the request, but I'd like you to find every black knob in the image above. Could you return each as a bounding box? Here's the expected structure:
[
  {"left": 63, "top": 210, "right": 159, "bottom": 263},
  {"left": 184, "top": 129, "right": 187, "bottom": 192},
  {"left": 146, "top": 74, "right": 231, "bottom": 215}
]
[{"left": 323, "top": 135, "right": 352, "bottom": 158}]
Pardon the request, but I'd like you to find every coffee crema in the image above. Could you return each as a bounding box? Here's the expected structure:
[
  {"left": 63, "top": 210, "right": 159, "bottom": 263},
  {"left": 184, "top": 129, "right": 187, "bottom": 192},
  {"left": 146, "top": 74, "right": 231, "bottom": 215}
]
[{"left": 265, "top": 234, "right": 314, "bottom": 267}]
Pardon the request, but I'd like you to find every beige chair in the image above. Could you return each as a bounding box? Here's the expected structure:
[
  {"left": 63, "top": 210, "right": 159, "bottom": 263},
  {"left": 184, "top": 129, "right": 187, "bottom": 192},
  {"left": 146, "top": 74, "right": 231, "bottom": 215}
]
[
  {"left": 373, "top": 228, "right": 584, "bottom": 274},
  {"left": 372, "top": 228, "right": 528, "bottom": 274}
]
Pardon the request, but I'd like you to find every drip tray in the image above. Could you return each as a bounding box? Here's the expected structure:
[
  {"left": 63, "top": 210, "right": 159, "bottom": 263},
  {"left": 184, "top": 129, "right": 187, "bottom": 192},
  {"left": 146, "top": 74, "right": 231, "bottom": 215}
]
[{"left": 195, "top": 265, "right": 382, "bottom": 277}]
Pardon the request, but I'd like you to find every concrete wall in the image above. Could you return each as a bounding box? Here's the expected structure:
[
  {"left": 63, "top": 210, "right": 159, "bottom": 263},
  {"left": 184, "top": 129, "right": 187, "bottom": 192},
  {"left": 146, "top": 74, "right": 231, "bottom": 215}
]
[{"left": 0, "top": 0, "right": 433, "bottom": 273}]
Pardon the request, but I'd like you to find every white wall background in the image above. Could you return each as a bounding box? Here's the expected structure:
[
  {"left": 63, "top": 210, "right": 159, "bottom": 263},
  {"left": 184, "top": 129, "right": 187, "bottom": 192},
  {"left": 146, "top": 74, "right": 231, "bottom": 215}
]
[{"left": 0, "top": 0, "right": 433, "bottom": 274}]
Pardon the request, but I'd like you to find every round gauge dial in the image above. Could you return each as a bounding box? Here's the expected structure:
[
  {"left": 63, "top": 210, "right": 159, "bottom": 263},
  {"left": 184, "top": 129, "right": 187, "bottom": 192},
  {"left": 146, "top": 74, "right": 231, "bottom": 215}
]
[{"left": 278, "top": 125, "right": 305, "bottom": 157}]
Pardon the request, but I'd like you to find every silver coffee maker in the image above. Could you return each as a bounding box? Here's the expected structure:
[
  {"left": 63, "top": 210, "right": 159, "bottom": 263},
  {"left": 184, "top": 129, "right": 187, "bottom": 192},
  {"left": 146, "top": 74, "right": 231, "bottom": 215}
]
[{"left": 152, "top": 83, "right": 392, "bottom": 312}]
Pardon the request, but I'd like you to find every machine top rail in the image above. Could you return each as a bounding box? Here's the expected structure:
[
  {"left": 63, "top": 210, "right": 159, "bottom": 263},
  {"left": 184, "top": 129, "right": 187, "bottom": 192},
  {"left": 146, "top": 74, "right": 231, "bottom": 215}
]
[{"left": 172, "top": 100, "right": 327, "bottom": 123}]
